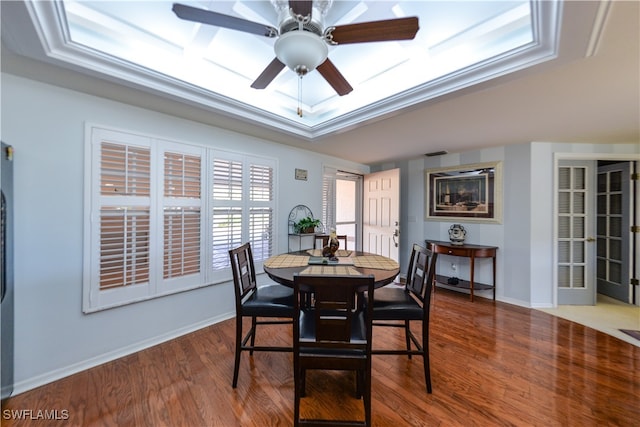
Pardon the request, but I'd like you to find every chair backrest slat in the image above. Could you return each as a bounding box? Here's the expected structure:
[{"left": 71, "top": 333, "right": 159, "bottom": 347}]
[
  {"left": 294, "top": 274, "right": 374, "bottom": 352},
  {"left": 406, "top": 244, "right": 437, "bottom": 304},
  {"left": 229, "top": 243, "right": 258, "bottom": 302}
]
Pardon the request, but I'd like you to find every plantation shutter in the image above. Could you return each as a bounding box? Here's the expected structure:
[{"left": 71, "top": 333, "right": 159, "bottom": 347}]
[
  {"left": 210, "top": 155, "right": 275, "bottom": 271},
  {"left": 99, "top": 142, "right": 151, "bottom": 290},
  {"left": 322, "top": 166, "right": 337, "bottom": 231},
  {"left": 163, "top": 151, "right": 202, "bottom": 281},
  {"left": 212, "top": 158, "right": 243, "bottom": 270},
  {"left": 84, "top": 125, "right": 278, "bottom": 311},
  {"left": 249, "top": 164, "right": 273, "bottom": 263}
]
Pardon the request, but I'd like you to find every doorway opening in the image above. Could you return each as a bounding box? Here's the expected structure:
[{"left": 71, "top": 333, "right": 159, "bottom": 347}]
[
  {"left": 554, "top": 154, "right": 638, "bottom": 308},
  {"left": 322, "top": 167, "right": 363, "bottom": 251},
  {"left": 547, "top": 155, "right": 638, "bottom": 346}
]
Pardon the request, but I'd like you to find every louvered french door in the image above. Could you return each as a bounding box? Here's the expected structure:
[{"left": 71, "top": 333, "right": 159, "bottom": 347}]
[
  {"left": 556, "top": 160, "right": 597, "bottom": 305},
  {"left": 596, "top": 162, "right": 632, "bottom": 302}
]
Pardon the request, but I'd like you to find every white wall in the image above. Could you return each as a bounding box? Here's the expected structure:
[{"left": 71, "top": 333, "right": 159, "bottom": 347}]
[
  {"left": 376, "top": 141, "right": 639, "bottom": 308},
  {"left": 0, "top": 73, "right": 368, "bottom": 394}
]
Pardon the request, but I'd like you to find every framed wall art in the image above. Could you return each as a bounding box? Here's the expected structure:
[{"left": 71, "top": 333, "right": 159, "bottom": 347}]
[{"left": 424, "top": 161, "right": 503, "bottom": 223}]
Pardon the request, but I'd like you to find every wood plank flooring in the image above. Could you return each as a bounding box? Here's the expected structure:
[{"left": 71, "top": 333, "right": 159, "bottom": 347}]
[{"left": 2, "top": 289, "right": 638, "bottom": 426}]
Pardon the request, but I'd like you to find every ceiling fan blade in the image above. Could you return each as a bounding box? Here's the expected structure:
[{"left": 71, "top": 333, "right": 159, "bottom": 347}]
[
  {"left": 251, "top": 58, "right": 286, "bottom": 89},
  {"left": 172, "top": 3, "right": 277, "bottom": 37},
  {"left": 328, "top": 17, "right": 419, "bottom": 45},
  {"left": 317, "top": 59, "right": 353, "bottom": 96},
  {"left": 289, "top": 1, "right": 313, "bottom": 18}
]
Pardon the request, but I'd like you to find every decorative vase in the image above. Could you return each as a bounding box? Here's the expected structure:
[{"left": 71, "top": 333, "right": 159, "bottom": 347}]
[{"left": 448, "top": 224, "right": 466, "bottom": 246}]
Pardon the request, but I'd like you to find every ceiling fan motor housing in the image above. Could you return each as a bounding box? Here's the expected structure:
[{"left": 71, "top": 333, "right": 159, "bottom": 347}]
[{"left": 271, "top": 0, "right": 333, "bottom": 74}]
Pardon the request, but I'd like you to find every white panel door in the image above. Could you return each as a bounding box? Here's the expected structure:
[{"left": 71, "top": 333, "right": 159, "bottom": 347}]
[{"left": 363, "top": 169, "right": 399, "bottom": 261}]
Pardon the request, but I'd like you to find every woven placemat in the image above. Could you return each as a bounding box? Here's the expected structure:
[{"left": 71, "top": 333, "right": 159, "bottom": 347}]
[
  {"left": 352, "top": 255, "right": 400, "bottom": 270},
  {"left": 306, "top": 249, "right": 353, "bottom": 257},
  {"left": 300, "top": 266, "right": 363, "bottom": 276},
  {"left": 263, "top": 254, "right": 309, "bottom": 268}
]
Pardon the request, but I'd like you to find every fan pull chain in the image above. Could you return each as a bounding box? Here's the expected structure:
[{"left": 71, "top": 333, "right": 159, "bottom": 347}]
[{"left": 297, "top": 76, "right": 303, "bottom": 117}]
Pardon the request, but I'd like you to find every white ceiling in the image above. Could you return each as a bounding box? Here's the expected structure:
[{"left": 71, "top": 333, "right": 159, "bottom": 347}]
[{"left": 1, "top": 1, "right": 638, "bottom": 165}]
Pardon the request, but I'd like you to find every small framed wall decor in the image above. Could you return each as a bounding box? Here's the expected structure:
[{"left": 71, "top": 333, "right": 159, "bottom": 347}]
[
  {"left": 424, "top": 161, "right": 502, "bottom": 223},
  {"left": 295, "top": 168, "right": 308, "bottom": 181}
]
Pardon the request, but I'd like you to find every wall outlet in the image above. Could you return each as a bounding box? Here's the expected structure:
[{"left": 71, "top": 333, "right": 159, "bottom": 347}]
[{"left": 451, "top": 263, "right": 457, "bottom": 271}]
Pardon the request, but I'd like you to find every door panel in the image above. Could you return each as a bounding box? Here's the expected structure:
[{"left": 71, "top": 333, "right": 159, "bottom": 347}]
[
  {"left": 363, "top": 169, "right": 399, "bottom": 262},
  {"left": 597, "top": 162, "right": 631, "bottom": 302},
  {"left": 557, "top": 161, "right": 597, "bottom": 305}
]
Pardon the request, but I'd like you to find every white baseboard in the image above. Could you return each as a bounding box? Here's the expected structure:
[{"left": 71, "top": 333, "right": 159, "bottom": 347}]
[{"left": 11, "top": 311, "right": 234, "bottom": 396}]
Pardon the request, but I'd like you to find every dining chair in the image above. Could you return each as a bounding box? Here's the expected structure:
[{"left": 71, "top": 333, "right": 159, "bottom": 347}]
[
  {"left": 293, "top": 274, "right": 375, "bottom": 427},
  {"left": 228, "top": 242, "right": 294, "bottom": 388},
  {"left": 369, "top": 244, "right": 438, "bottom": 393},
  {"left": 314, "top": 234, "right": 349, "bottom": 250}
]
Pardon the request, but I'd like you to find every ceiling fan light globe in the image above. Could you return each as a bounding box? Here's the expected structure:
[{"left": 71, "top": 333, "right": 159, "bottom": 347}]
[{"left": 274, "top": 31, "right": 328, "bottom": 74}]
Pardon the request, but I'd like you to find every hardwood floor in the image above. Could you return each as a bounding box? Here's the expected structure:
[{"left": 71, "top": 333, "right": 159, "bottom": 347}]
[{"left": 2, "top": 289, "right": 638, "bottom": 426}]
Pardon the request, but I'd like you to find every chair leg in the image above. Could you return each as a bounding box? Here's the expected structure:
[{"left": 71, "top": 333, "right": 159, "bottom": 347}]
[
  {"left": 249, "top": 316, "right": 257, "bottom": 355},
  {"left": 232, "top": 315, "right": 243, "bottom": 388},
  {"left": 405, "top": 320, "right": 412, "bottom": 360},
  {"left": 423, "top": 322, "right": 432, "bottom": 393},
  {"left": 294, "top": 362, "right": 301, "bottom": 426},
  {"left": 364, "top": 368, "right": 372, "bottom": 427}
]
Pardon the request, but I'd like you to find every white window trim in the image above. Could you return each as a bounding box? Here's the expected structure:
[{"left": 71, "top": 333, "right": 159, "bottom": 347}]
[{"left": 83, "top": 124, "right": 278, "bottom": 313}]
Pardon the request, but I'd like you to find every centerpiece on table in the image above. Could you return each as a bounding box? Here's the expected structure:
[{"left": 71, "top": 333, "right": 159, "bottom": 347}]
[{"left": 322, "top": 230, "right": 340, "bottom": 260}]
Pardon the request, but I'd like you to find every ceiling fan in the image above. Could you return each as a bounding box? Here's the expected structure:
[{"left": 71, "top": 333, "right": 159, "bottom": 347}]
[{"left": 172, "top": 1, "right": 419, "bottom": 97}]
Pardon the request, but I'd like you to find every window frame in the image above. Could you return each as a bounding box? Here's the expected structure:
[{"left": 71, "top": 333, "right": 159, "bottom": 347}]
[{"left": 83, "top": 125, "right": 277, "bottom": 313}]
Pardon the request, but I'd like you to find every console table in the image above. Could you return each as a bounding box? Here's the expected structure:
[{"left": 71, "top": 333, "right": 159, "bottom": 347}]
[{"left": 426, "top": 240, "right": 498, "bottom": 302}]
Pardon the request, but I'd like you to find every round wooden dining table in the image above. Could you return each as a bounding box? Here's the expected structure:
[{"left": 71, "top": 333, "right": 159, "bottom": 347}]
[{"left": 263, "top": 250, "right": 400, "bottom": 288}]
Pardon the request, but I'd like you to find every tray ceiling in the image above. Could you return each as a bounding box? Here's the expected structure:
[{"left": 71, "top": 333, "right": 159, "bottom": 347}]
[{"left": 5, "top": 0, "right": 562, "bottom": 139}]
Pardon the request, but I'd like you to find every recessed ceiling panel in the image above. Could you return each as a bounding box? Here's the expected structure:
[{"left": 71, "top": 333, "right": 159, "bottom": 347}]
[{"left": 20, "top": 0, "right": 556, "bottom": 138}]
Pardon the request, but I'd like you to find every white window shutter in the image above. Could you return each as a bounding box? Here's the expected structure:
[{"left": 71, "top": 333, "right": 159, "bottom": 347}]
[
  {"left": 84, "top": 126, "right": 277, "bottom": 311},
  {"left": 322, "top": 166, "right": 337, "bottom": 231},
  {"left": 212, "top": 157, "right": 244, "bottom": 270},
  {"left": 162, "top": 151, "right": 203, "bottom": 282},
  {"left": 99, "top": 142, "right": 152, "bottom": 291},
  {"left": 249, "top": 163, "right": 274, "bottom": 262}
]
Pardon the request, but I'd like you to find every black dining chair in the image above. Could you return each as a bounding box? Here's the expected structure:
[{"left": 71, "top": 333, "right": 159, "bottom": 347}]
[
  {"left": 369, "top": 244, "right": 438, "bottom": 393},
  {"left": 228, "top": 242, "right": 294, "bottom": 388},
  {"left": 314, "top": 234, "right": 349, "bottom": 250},
  {"left": 293, "top": 274, "right": 375, "bottom": 427}
]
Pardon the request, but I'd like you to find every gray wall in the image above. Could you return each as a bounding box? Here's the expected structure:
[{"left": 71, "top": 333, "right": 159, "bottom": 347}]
[
  {"left": 374, "top": 142, "right": 639, "bottom": 308},
  {"left": 1, "top": 73, "right": 368, "bottom": 394}
]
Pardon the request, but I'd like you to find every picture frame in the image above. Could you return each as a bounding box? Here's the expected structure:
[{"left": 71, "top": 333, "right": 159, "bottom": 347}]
[
  {"left": 424, "top": 161, "right": 502, "bottom": 223},
  {"left": 294, "top": 168, "right": 308, "bottom": 181}
]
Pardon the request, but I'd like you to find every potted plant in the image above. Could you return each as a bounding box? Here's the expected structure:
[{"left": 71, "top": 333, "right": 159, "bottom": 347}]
[{"left": 294, "top": 216, "right": 321, "bottom": 234}]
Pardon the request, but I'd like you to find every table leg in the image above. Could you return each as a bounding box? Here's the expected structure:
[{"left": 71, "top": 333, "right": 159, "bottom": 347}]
[
  {"left": 433, "top": 262, "right": 437, "bottom": 294},
  {"left": 492, "top": 255, "right": 496, "bottom": 300},
  {"left": 470, "top": 255, "right": 475, "bottom": 302}
]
